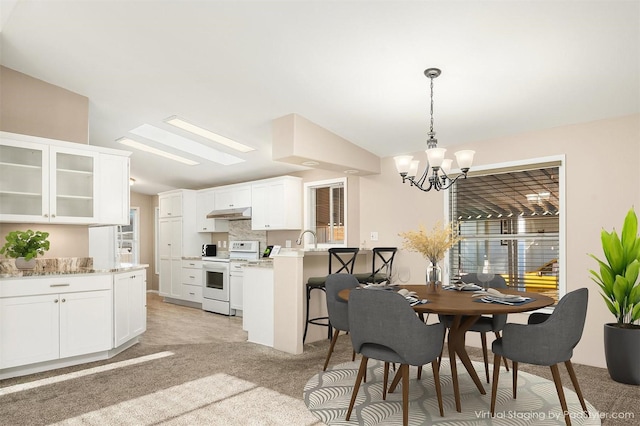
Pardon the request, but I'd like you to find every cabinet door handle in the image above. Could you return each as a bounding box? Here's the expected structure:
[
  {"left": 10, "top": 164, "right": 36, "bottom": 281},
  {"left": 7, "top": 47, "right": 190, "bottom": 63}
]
[
  {"left": 54, "top": 299, "right": 59, "bottom": 303},
  {"left": 44, "top": 214, "right": 49, "bottom": 218},
  {"left": 189, "top": 275, "right": 195, "bottom": 279},
  {"left": 50, "top": 283, "right": 70, "bottom": 287},
  {"left": 61, "top": 298, "right": 66, "bottom": 303},
  {"left": 189, "top": 292, "right": 195, "bottom": 295},
  {"left": 51, "top": 214, "right": 56, "bottom": 218}
]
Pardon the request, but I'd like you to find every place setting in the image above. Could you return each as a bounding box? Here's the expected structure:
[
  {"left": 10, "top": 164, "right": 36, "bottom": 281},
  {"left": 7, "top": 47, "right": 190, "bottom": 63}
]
[
  {"left": 358, "top": 283, "right": 429, "bottom": 306},
  {"left": 471, "top": 287, "right": 534, "bottom": 306}
]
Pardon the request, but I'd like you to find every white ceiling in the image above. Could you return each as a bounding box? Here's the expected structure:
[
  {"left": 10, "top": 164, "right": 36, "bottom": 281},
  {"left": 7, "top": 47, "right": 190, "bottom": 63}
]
[{"left": 1, "top": 1, "right": 638, "bottom": 195}]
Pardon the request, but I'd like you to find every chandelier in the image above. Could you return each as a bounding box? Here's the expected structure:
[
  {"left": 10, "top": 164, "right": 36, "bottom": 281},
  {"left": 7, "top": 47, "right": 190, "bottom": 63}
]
[{"left": 394, "top": 68, "right": 475, "bottom": 192}]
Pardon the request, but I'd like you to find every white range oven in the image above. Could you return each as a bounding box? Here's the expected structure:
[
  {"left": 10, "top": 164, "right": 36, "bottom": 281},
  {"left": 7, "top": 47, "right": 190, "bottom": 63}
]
[{"left": 202, "top": 240, "right": 259, "bottom": 315}]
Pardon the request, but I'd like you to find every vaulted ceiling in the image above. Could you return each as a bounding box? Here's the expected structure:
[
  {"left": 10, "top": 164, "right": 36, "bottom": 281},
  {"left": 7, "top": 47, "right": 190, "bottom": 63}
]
[{"left": 1, "top": 1, "right": 638, "bottom": 195}]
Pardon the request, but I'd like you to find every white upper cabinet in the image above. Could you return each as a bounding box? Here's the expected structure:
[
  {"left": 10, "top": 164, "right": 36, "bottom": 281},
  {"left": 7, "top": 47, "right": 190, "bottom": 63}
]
[
  {"left": 214, "top": 184, "right": 251, "bottom": 210},
  {"left": 97, "top": 153, "right": 130, "bottom": 225},
  {"left": 50, "top": 146, "right": 98, "bottom": 224},
  {"left": 159, "top": 191, "right": 183, "bottom": 218},
  {"left": 251, "top": 176, "right": 302, "bottom": 230},
  {"left": 195, "top": 189, "right": 229, "bottom": 233},
  {"left": 0, "top": 132, "right": 130, "bottom": 225},
  {"left": 0, "top": 139, "right": 49, "bottom": 223}
]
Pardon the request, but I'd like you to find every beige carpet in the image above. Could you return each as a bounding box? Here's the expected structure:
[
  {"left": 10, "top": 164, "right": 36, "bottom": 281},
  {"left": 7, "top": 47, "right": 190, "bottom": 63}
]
[{"left": 51, "top": 372, "right": 319, "bottom": 426}]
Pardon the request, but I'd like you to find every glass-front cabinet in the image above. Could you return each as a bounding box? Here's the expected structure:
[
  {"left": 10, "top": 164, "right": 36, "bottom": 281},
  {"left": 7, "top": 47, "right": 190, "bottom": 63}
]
[
  {"left": 50, "top": 147, "right": 97, "bottom": 223},
  {"left": 0, "top": 133, "right": 123, "bottom": 224},
  {"left": 0, "top": 140, "right": 49, "bottom": 222},
  {"left": 0, "top": 140, "right": 97, "bottom": 223}
]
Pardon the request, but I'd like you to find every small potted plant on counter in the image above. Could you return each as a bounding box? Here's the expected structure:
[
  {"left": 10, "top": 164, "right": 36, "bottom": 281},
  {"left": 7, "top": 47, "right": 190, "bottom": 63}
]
[
  {"left": 0, "top": 229, "right": 50, "bottom": 270},
  {"left": 589, "top": 208, "right": 640, "bottom": 385}
]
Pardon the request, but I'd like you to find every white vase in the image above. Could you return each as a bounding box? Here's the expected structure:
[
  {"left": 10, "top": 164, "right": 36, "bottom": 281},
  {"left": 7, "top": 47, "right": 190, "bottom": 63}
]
[{"left": 15, "top": 257, "right": 36, "bottom": 270}]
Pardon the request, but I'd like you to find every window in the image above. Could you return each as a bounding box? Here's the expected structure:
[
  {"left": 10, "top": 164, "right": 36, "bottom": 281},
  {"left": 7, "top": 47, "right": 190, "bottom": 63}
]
[
  {"left": 448, "top": 161, "right": 563, "bottom": 301},
  {"left": 304, "top": 178, "right": 347, "bottom": 247},
  {"left": 119, "top": 207, "right": 140, "bottom": 264}
]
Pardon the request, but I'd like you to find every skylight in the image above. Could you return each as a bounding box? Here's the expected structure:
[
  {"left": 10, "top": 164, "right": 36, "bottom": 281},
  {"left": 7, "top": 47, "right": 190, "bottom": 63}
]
[
  {"left": 164, "top": 116, "right": 255, "bottom": 153},
  {"left": 130, "top": 124, "right": 245, "bottom": 166},
  {"left": 117, "top": 138, "right": 199, "bottom": 166}
]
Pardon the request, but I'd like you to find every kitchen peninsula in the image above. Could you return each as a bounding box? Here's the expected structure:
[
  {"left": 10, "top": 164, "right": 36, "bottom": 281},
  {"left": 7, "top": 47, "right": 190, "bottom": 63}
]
[
  {"left": 0, "top": 258, "right": 148, "bottom": 379},
  {"left": 244, "top": 248, "right": 370, "bottom": 355}
]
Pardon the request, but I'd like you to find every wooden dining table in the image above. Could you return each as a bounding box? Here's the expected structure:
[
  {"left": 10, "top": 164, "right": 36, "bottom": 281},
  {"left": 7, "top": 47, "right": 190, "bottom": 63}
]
[{"left": 338, "top": 284, "right": 554, "bottom": 412}]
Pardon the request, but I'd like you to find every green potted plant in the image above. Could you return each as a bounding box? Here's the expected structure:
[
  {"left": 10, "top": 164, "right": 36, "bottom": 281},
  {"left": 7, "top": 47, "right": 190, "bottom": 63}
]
[
  {"left": 0, "top": 229, "right": 50, "bottom": 270},
  {"left": 589, "top": 208, "right": 640, "bottom": 385}
]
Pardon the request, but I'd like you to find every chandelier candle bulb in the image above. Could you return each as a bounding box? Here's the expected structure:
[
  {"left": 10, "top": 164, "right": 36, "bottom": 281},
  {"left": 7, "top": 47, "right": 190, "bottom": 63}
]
[
  {"left": 407, "top": 160, "right": 420, "bottom": 178},
  {"left": 441, "top": 158, "right": 453, "bottom": 175},
  {"left": 426, "top": 147, "right": 446, "bottom": 168},
  {"left": 454, "top": 150, "right": 475, "bottom": 171},
  {"left": 393, "top": 155, "right": 414, "bottom": 174}
]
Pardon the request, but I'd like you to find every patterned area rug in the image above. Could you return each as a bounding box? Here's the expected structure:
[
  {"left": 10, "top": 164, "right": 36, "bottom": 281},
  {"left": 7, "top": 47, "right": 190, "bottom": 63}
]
[{"left": 304, "top": 359, "right": 600, "bottom": 425}]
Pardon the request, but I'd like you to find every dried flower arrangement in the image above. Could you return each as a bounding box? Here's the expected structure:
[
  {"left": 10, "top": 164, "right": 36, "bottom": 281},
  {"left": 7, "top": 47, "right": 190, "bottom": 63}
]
[{"left": 399, "top": 221, "right": 462, "bottom": 264}]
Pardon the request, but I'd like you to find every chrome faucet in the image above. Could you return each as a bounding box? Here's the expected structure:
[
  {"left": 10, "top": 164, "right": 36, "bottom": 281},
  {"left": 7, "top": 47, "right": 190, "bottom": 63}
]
[{"left": 296, "top": 229, "right": 317, "bottom": 249}]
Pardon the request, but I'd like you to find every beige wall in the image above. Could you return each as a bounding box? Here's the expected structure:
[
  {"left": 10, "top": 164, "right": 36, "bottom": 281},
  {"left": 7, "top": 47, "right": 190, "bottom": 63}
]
[
  {"left": 0, "top": 66, "right": 89, "bottom": 143},
  {"left": 359, "top": 113, "right": 640, "bottom": 369},
  {"left": 0, "top": 67, "right": 92, "bottom": 260},
  {"left": 0, "top": 224, "right": 88, "bottom": 258},
  {"left": 130, "top": 191, "right": 156, "bottom": 290}
]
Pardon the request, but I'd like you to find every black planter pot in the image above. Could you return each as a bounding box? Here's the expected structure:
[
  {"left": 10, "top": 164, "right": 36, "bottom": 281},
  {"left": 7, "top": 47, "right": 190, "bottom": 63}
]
[{"left": 604, "top": 323, "right": 640, "bottom": 385}]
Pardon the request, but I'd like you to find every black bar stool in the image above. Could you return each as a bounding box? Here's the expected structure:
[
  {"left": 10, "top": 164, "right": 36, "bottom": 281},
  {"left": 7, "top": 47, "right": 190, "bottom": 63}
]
[
  {"left": 354, "top": 247, "right": 397, "bottom": 285},
  {"left": 303, "top": 247, "right": 360, "bottom": 343}
]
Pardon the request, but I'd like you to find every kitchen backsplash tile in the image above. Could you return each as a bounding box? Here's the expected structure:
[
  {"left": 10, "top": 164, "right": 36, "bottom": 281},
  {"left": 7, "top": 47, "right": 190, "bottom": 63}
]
[{"left": 229, "top": 220, "right": 267, "bottom": 252}]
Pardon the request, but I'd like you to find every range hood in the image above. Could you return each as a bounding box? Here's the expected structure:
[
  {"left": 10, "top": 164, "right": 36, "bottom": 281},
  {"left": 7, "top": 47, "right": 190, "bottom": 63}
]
[{"left": 206, "top": 207, "right": 252, "bottom": 220}]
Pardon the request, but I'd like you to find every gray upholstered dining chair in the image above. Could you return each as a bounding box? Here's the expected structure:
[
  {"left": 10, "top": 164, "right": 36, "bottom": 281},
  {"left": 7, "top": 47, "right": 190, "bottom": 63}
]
[
  {"left": 490, "top": 288, "right": 589, "bottom": 426},
  {"left": 439, "top": 273, "right": 510, "bottom": 382},
  {"left": 323, "top": 273, "right": 359, "bottom": 371},
  {"left": 346, "top": 289, "right": 445, "bottom": 426}
]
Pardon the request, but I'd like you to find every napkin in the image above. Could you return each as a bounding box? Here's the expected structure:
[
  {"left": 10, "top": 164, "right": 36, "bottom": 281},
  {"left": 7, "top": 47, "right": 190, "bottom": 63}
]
[
  {"left": 443, "top": 283, "right": 482, "bottom": 291},
  {"left": 472, "top": 288, "right": 531, "bottom": 304}
]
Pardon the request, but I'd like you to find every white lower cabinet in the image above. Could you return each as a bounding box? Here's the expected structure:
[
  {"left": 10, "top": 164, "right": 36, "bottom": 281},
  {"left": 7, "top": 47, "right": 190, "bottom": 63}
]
[
  {"left": 0, "top": 275, "right": 113, "bottom": 369},
  {"left": 113, "top": 270, "right": 147, "bottom": 348},
  {"left": 243, "top": 266, "right": 274, "bottom": 347},
  {"left": 0, "top": 294, "right": 60, "bottom": 369},
  {"left": 160, "top": 258, "right": 183, "bottom": 299},
  {"left": 0, "top": 268, "right": 147, "bottom": 378},
  {"left": 181, "top": 260, "right": 203, "bottom": 303}
]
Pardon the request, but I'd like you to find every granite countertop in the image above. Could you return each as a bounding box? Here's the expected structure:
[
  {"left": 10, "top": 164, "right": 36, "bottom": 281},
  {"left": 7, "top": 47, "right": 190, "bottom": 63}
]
[
  {"left": 246, "top": 259, "right": 274, "bottom": 268},
  {"left": 0, "top": 257, "right": 149, "bottom": 279}
]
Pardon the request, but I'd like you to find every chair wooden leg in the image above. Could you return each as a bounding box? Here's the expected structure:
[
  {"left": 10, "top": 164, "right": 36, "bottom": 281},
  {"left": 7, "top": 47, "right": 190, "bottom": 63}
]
[
  {"left": 346, "top": 356, "right": 368, "bottom": 421},
  {"left": 432, "top": 360, "right": 444, "bottom": 417},
  {"left": 323, "top": 329, "right": 340, "bottom": 371},
  {"left": 494, "top": 331, "right": 509, "bottom": 371},
  {"left": 383, "top": 362, "right": 390, "bottom": 400},
  {"left": 550, "top": 364, "right": 571, "bottom": 426},
  {"left": 401, "top": 364, "right": 409, "bottom": 426},
  {"left": 389, "top": 366, "right": 402, "bottom": 393},
  {"left": 565, "top": 360, "right": 589, "bottom": 416},
  {"left": 490, "top": 353, "right": 501, "bottom": 416},
  {"left": 481, "top": 332, "right": 490, "bottom": 383},
  {"left": 512, "top": 361, "right": 518, "bottom": 398},
  {"left": 417, "top": 365, "right": 422, "bottom": 380},
  {"left": 352, "top": 349, "right": 356, "bottom": 362}
]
